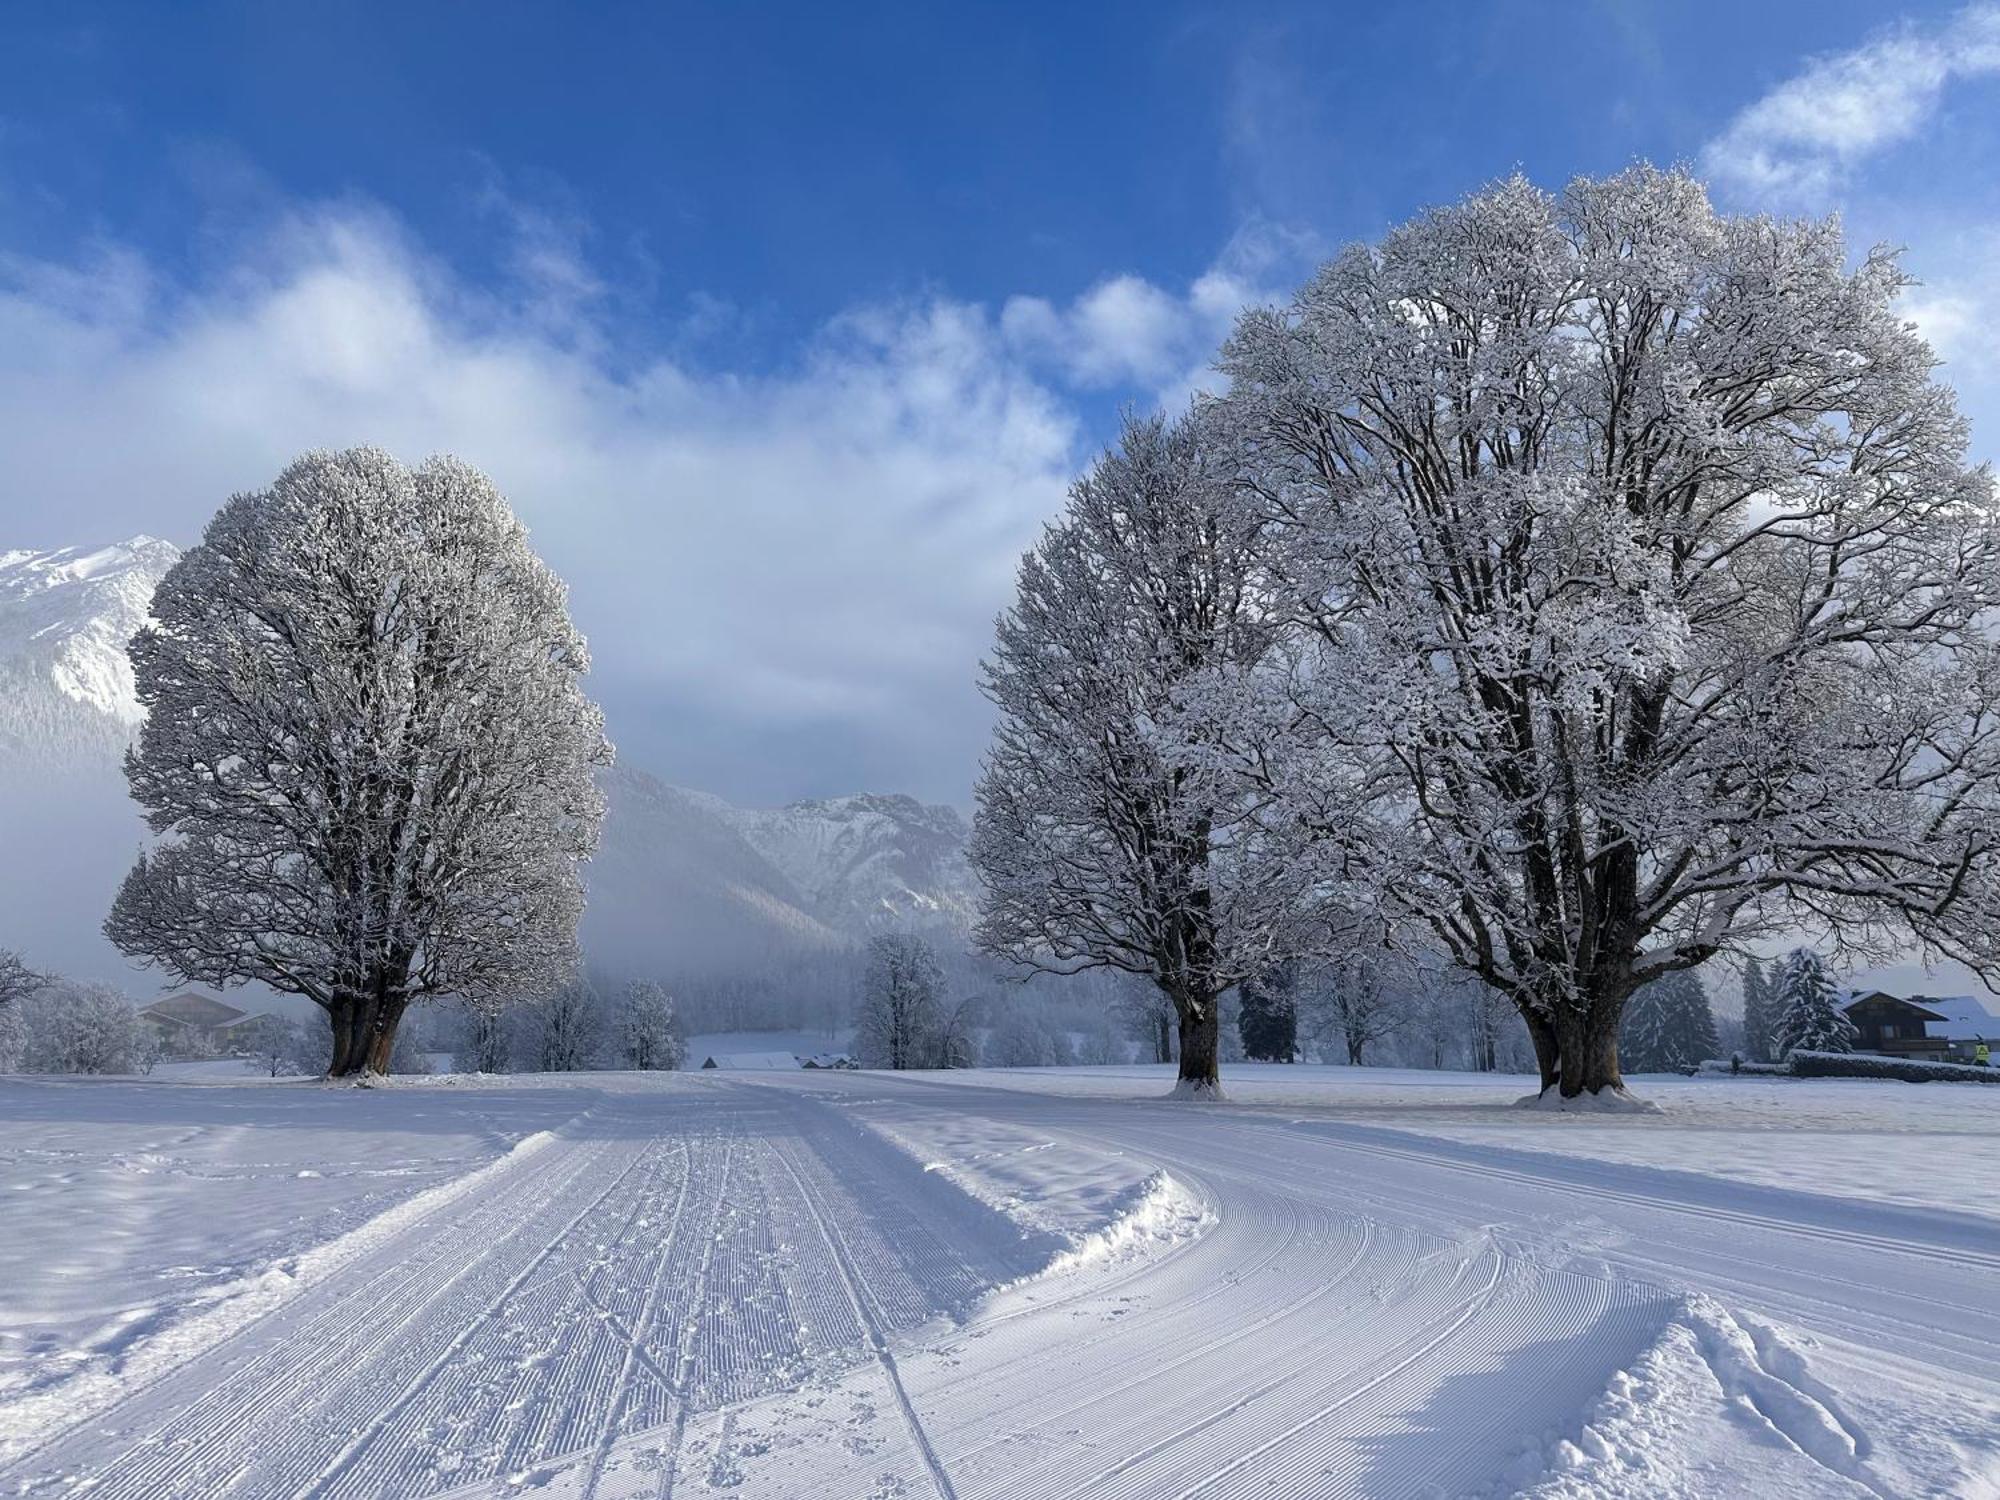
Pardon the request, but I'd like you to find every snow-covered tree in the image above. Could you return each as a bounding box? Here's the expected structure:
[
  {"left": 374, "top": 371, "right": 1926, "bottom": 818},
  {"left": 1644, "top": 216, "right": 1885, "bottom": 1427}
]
[
  {"left": 534, "top": 980, "right": 601, "bottom": 1072},
  {"left": 0, "top": 949, "right": 44, "bottom": 1072},
  {"left": 983, "top": 1001, "right": 1078, "bottom": 1068},
  {"left": 856, "top": 933, "right": 947, "bottom": 1070},
  {"left": 0, "top": 948, "right": 42, "bottom": 1012},
  {"left": 618, "top": 979, "right": 686, "bottom": 1071},
  {"left": 1217, "top": 166, "right": 2000, "bottom": 1100},
  {"left": 1112, "top": 979, "right": 1177, "bottom": 1064},
  {"left": 974, "top": 411, "right": 1317, "bottom": 1097},
  {"left": 1740, "top": 958, "right": 1778, "bottom": 1064},
  {"left": 934, "top": 995, "right": 981, "bottom": 1069},
  {"left": 1620, "top": 971, "right": 1720, "bottom": 1073},
  {"left": 105, "top": 449, "right": 611, "bottom": 1078},
  {"left": 17, "top": 981, "right": 154, "bottom": 1075},
  {"left": 1773, "top": 948, "right": 1856, "bottom": 1058},
  {"left": 454, "top": 1000, "right": 513, "bottom": 1074},
  {"left": 236, "top": 1014, "right": 297, "bottom": 1077},
  {"left": 1304, "top": 956, "right": 1402, "bottom": 1066},
  {"left": 1237, "top": 963, "right": 1299, "bottom": 1062}
]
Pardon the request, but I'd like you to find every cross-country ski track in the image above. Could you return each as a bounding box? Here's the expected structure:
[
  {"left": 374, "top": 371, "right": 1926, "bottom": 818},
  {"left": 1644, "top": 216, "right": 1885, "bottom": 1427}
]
[{"left": 4, "top": 1069, "right": 1997, "bottom": 1498}]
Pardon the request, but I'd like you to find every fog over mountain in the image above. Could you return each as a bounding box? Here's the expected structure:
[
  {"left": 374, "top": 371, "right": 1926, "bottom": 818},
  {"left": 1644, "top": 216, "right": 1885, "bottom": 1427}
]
[{"left": 0, "top": 537, "right": 979, "bottom": 985}]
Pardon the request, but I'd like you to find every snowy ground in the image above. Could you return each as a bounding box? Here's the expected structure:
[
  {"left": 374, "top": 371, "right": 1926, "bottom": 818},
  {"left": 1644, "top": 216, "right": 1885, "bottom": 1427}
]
[{"left": 0, "top": 1064, "right": 1996, "bottom": 1498}]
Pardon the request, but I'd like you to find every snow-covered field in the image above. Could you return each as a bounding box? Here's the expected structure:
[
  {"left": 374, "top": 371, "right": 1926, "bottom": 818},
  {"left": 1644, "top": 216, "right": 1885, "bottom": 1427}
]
[{"left": 2, "top": 1064, "right": 1996, "bottom": 1498}]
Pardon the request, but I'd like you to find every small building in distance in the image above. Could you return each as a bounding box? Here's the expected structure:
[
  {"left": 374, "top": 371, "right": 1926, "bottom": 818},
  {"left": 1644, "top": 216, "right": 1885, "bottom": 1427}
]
[
  {"left": 698, "top": 1051, "right": 806, "bottom": 1071},
  {"left": 137, "top": 991, "right": 270, "bottom": 1058}
]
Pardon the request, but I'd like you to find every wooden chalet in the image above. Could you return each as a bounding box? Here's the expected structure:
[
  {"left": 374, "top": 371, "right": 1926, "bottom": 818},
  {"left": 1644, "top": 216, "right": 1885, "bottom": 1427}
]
[{"left": 1840, "top": 992, "right": 1951, "bottom": 1061}]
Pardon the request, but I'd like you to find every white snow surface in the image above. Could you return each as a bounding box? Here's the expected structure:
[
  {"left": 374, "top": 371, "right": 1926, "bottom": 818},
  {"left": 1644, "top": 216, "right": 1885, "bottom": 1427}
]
[{"left": 0, "top": 1063, "right": 1995, "bottom": 1497}]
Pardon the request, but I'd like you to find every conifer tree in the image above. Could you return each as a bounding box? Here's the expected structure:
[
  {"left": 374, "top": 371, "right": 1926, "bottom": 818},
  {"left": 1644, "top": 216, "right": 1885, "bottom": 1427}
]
[{"left": 1773, "top": 949, "right": 1856, "bottom": 1059}]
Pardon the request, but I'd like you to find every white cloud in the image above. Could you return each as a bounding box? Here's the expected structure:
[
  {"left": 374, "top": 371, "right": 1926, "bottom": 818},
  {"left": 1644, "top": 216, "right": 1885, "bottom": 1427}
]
[
  {"left": 999, "top": 220, "right": 1315, "bottom": 413},
  {"left": 0, "top": 203, "right": 1080, "bottom": 804},
  {"left": 1703, "top": 4, "right": 2000, "bottom": 203}
]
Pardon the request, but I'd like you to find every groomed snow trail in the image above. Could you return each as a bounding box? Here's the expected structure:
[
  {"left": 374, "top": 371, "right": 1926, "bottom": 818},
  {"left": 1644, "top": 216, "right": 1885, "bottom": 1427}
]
[
  {"left": 6, "top": 1070, "right": 1998, "bottom": 1498},
  {"left": 0, "top": 1081, "right": 1040, "bottom": 1500}
]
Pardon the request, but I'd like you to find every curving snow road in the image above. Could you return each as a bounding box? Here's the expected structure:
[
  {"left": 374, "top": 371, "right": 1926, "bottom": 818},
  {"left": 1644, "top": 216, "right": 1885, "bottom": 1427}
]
[{"left": 4, "top": 1070, "right": 1997, "bottom": 1498}]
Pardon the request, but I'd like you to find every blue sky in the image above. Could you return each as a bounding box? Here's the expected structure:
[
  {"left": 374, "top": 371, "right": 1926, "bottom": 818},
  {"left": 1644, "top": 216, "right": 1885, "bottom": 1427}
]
[{"left": 4, "top": 1, "right": 1999, "bottom": 806}]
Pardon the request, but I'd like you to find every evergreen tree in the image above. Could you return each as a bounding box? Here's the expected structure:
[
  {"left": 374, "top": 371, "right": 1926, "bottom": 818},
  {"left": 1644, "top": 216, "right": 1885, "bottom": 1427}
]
[
  {"left": 1238, "top": 964, "right": 1298, "bottom": 1062},
  {"left": 1621, "top": 971, "right": 1720, "bottom": 1073},
  {"left": 1741, "top": 958, "right": 1777, "bottom": 1064},
  {"left": 1773, "top": 949, "right": 1856, "bottom": 1058}
]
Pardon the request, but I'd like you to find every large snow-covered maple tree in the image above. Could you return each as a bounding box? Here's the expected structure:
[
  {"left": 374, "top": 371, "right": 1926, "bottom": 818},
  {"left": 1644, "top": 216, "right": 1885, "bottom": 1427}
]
[
  {"left": 973, "top": 412, "right": 1314, "bottom": 1095},
  {"left": 1214, "top": 166, "right": 2000, "bottom": 1099},
  {"left": 106, "top": 448, "right": 611, "bottom": 1077}
]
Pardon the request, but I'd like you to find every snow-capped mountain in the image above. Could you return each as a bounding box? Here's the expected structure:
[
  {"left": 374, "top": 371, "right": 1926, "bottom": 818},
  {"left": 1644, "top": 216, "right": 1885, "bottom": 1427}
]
[
  {"left": 0, "top": 537, "right": 180, "bottom": 768},
  {"left": 722, "top": 793, "right": 979, "bottom": 935},
  {"left": 585, "top": 769, "right": 979, "bottom": 979}
]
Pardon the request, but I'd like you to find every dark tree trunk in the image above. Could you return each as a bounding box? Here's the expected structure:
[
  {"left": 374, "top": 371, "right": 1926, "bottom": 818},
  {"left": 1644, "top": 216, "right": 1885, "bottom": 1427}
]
[
  {"left": 1523, "top": 1009, "right": 1560, "bottom": 1093},
  {"left": 1519, "top": 994, "right": 1627, "bottom": 1098},
  {"left": 327, "top": 993, "right": 366, "bottom": 1077},
  {"left": 326, "top": 970, "right": 412, "bottom": 1080},
  {"left": 1345, "top": 1033, "right": 1364, "bottom": 1067},
  {"left": 1554, "top": 1004, "right": 1624, "bottom": 1098},
  {"left": 1155, "top": 1011, "right": 1173, "bottom": 1065},
  {"left": 1175, "top": 1000, "right": 1221, "bottom": 1096},
  {"left": 364, "top": 997, "right": 409, "bottom": 1075}
]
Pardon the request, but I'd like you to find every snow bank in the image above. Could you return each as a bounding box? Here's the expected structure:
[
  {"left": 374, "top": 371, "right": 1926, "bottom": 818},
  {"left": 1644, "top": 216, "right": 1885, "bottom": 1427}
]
[
  {"left": 1033, "top": 1171, "right": 1213, "bottom": 1279},
  {"left": 1518, "top": 1295, "right": 1886, "bottom": 1498},
  {"left": 848, "top": 1100, "right": 1214, "bottom": 1289}
]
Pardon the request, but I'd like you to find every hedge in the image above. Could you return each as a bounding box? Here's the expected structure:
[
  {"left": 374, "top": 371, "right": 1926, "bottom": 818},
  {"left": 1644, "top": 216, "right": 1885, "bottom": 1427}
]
[{"left": 1788, "top": 1049, "right": 2000, "bottom": 1084}]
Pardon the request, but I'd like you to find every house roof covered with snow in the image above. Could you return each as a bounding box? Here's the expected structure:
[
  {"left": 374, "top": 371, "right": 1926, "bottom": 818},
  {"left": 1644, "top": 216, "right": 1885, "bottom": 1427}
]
[
  {"left": 1918, "top": 995, "right": 2000, "bottom": 1040},
  {"left": 139, "top": 992, "right": 247, "bottom": 1028},
  {"left": 699, "top": 1052, "right": 802, "bottom": 1071}
]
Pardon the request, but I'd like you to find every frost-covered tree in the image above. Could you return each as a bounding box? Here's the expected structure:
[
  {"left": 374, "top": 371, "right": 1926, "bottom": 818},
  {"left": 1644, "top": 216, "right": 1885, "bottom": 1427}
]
[
  {"left": 1305, "top": 956, "right": 1402, "bottom": 1066},
  {"left": 974, "top": 412, "right": 1316, "bottom": 1097},
  {"left": 236, "top": 1014, "right": 297, "bottom": 1077},
  {"left": 1217, "top": 166, "right": 2000, "bottom": 1100},
  {"left": 1112, "top": 980, "right": 1177, "bottom": 1064},
  {"left": 983, "top": 1001, "right": 1078, "bottom": 1068},
  {"left": 856, "top": 933, "right": 946, "bottom": 1070},
  {"left": 1773, "top": 948, "right": 1856, "bottom": 1058},
  {"left": 0, "top": 948, "right": 42, "bottom": 1013},
  {"left": 534, "top": 980, "right": 601, "bottom": 1072},
  {"left": 454, "top": 999, "right": 513, "bottom": 1074},
  {"left": 618, "top": 979, "right": 686, "bottom": 1071},
  {"left": 105, "top": 449, "right": 611, "bottom": 1078},
  {"left": 1237, "top": 964, "right": 1298, "bottom": 1061},
  {"left": 934, "top": 994, "right": 981, "bottom": 1069},
  {"left": 1620, "top": 971, "right": 1720, "bottom": 1073},
  {"left": 1740, "top": 958, "right": 1778, "bottom": 1064},
  {"left": 0, "top": 949, "right": 43, "bottom": 1072},
  {"left": 16, "top": 981, "right": 155, "bottom": 1075}
]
